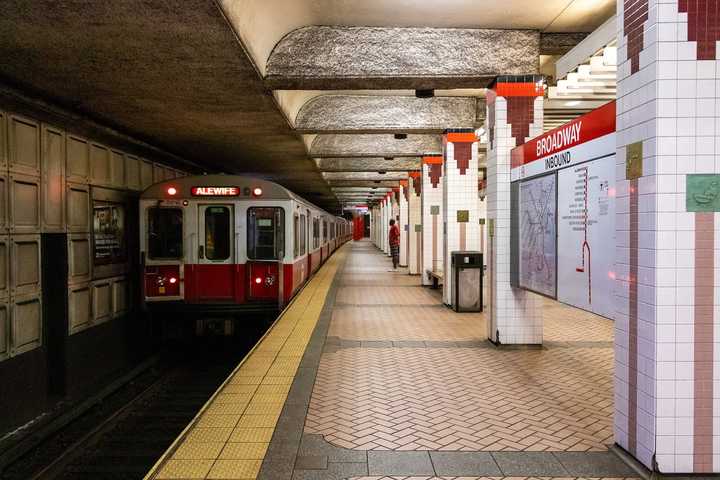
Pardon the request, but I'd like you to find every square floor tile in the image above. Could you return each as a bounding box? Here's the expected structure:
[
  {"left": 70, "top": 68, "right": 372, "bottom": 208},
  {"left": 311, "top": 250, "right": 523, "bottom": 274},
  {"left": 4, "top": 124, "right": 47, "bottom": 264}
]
[{"left": 367, "top": 451, "right": 434, "bottom": 475}]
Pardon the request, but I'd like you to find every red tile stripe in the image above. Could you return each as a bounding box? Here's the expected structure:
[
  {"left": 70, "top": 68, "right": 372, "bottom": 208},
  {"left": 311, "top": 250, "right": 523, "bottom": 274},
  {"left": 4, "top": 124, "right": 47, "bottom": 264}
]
[
  {"left": 628, "top": 178, "right": 639, "bottom": 455},
  {"left": 428, "top": 163, "right": 442, "bottom": 188},
  {"left": 694, "top": 212, "right": 714, "bottom": 472},
  {"left": 453, "top": 141, "right": 473, "bottom": 175},
  {"left": 494, "top": 82, "right": 544, "bottom": 97},
  {"left": 506, "top": 97, "right": 536, "bottom": 147},
  {"left": 679, "top": 0, "right": 720, "bottom": 60},
  {"left": 624, "top": 0, "right": 649, "bottom": 74}
]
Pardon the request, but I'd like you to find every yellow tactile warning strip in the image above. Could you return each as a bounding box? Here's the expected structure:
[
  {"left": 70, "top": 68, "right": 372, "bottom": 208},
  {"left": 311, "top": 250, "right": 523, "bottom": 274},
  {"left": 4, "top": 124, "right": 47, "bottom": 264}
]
[{"left": 144, "top": 246, "right": 348, "bottom": 480}]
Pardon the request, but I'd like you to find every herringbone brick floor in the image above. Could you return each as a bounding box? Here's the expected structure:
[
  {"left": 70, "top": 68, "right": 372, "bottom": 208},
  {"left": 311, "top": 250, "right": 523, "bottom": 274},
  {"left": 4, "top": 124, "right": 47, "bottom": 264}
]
[
  {"left": 349, "top": 477, "right": 638, "bottom": 480},
  {"left": 305, "top": 242, "right": 615, "bottom": 452}
]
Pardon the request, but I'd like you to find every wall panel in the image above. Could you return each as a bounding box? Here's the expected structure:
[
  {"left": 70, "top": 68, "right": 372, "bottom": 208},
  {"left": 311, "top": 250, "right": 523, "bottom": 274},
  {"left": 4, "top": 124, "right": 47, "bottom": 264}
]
[
  {"left": 92, "top": 280, "right": 112, "bottom": 325},
  {"left": 0, "top": 111, "right": 6, "bottom": 170},
  {"left": 125, "top": 155, "right": 140, "bottom": 190},
  {"left": 66, "top": 183, "right": 90, "bottom": 232},
  {"left": 0, "top": 175, "right": 6, "bottom": 233},
  {"left": 9, "top": 174, "right": 40, "bottom": 233},
  {"left": 110, "top": 150, "right": 125, "bottom": 188},
  {"left": 68, "top": 283, "right": 91, "bottom": 334},
  {"left": 140, "top": 160, "right": 153, "bottom": 189},
  {"left": 89, "top": 143, "right": 110, "bottom": 186},
  {"left": 0, "top": 302, "right": 7, "bottom": 361},
  {"left": 8, "top": 115, "right": 40, "bottom": 176},
  {"left": 10, "top": 294, "right": 41, "bottom": 355},
  {"left": 11, "top": 234, "right": 41, "bottom": 296},
  {"left": 66, "top": 135, "right": 89, "bottom": 183},
  {"left": 68, "top": 234, "right": 91, "bottom": 284},
  {"left": 152, "top": 163, "right": 163, "bottom": 184},
  {"left": 0, "top": 236, "right": 7, "bottom": 298},
  {"left": 41, "top": 125, "right": 66, "bottom": 231}
]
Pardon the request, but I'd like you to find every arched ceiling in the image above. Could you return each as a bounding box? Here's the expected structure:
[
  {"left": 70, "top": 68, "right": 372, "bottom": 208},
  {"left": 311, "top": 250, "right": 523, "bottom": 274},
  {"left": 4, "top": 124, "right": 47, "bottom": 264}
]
[{"left": 217, "top": 0, "right": 615, "bottom": 74}]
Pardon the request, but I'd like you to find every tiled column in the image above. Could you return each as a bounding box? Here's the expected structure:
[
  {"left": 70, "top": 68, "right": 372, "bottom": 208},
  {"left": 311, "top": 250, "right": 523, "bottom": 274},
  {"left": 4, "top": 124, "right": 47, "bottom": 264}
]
[
  {"left": 485, "top": 76, "right": 544, "bottom": 344},
  {"left": 615, "top": 0, "right": 720, "bottom": 473},
  {"left": 390, "top": 188, "right": 399, "bottom": 257},
  {"left": 399, "top": 180, "right": 409, "bottom": 267},
  {"left": 421, "top": 156, "right": 444, "bottom": 285},
  {"left": 408, "top": 172, "right": 422, "bottom": 275},
  {"left": 478, "top": 177, "right": 488, "bottom": 258},
  {"left": 442, "top": 130, "right": 480, "bottom": 305},
  {"left": 383, "top": 195, "right": 390, "bottom": 254}
]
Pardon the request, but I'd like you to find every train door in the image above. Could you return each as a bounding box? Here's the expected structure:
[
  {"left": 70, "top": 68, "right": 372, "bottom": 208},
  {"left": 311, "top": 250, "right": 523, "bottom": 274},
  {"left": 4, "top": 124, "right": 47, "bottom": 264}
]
[
  {"left": 306, "top": 209, "right": 311, "bottom": 278},
  {"left": 247, "top": 207, "right": 284, "bottom": 301},
  {"left": 195, "top": 204, "right": 235, "bottom": 301}
]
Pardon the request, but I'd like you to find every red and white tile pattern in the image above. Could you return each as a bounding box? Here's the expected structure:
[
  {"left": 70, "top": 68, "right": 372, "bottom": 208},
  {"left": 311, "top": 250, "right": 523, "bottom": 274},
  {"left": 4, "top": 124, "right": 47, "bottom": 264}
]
[
  {"left": 422, "top": 157, "right": 444, "bottom": 284},
  {"left": 616, "top": 0, "right": 720, "bottom": 472},
  {"left": 485, "top": 81, "right": 544, "bottom": 345}
]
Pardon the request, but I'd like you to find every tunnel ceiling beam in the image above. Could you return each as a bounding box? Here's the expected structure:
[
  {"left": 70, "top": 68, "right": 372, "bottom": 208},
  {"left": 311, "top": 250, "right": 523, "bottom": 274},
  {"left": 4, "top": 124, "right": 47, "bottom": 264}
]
[
  {"left": 311, "top": 134, "right": 442, "bottom": 158},
  {"left": 539, "top": 32, "right": 589, "bottom": 55},
  {"left": 266, "top": 26, "right": 540, "bottom": 90},
  {"left": 296, "top": 95, "right": 481, "bottom": 134},
  {"left": 317, "top": 157, "right": 421, "bottom": 172}
]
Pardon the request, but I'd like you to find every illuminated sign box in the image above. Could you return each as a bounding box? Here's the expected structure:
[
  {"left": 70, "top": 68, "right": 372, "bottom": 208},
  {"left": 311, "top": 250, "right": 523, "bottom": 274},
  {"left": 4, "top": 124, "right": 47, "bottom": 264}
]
[{"left": 191, "top": 186, "right": 241, "bottom": 196}]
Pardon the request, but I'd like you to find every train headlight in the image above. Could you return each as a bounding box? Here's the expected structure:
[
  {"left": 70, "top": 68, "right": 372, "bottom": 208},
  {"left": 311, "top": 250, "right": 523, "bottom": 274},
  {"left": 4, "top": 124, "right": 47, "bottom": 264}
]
[
  {"left": 169, "top": 277, "right": 177, "bottom": 284},
  {"left": 167, "top": 186, "right": 177, "bottom": 196},
  {"left": 255, "top": 277, "right": 262, "bottom": 284},
  {"left": 252, "top": 187, "right": 263, "bottom": 197}
]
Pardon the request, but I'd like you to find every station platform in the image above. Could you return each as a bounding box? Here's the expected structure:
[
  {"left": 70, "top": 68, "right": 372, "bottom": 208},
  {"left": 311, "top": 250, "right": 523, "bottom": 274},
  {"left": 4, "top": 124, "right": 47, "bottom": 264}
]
[{"left": 145, "top": 240, "right": 638, "bottom": 480}]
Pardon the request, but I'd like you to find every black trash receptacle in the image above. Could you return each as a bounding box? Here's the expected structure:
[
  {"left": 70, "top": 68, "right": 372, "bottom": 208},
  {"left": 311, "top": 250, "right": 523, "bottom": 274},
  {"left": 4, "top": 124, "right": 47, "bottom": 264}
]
[{"left": 451, "top": 251, "right": 483, "bottom": 312}]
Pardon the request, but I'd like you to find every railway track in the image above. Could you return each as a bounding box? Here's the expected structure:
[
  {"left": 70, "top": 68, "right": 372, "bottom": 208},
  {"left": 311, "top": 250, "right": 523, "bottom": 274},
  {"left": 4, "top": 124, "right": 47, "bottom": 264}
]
[{"left": 1, "top": 322, "right": 271, "bottom": 480}]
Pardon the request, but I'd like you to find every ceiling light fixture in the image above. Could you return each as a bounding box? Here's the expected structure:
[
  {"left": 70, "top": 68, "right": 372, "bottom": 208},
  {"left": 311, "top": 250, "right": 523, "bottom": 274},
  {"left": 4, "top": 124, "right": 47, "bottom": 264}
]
[
  {"left": 415, "top": 89, "right": 435, "bottom": 98},
  {"left": 564, "top": 100, "right": 581, "bottom": 107},
  {"left": 384, "top": 156, "right": 394, "bottom": 160},
  {"left": 394, "top": 133, "right": 407, "bottom": 140},
  {"left": 378, "top": 171, "right": 386, "bottom": 175}
]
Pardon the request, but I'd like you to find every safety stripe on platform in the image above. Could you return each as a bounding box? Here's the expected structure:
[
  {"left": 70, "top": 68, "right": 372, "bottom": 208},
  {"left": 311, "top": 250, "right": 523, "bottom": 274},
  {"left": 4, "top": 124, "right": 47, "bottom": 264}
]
[{"left": 145, "top": 245, "right": 348, "bottom": 480}]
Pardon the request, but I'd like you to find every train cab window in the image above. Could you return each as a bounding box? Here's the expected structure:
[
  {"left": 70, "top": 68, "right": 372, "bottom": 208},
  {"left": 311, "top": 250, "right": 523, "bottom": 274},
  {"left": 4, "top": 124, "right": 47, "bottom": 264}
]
[
  {"left": 205, "top": 206, "right": 231, "bottom": 260},
  {"left": 248, "top": 207, "right": 285, "bottom": 260},
  {"left": 148, "top": 207, "right": 183, "bottom": 259}
]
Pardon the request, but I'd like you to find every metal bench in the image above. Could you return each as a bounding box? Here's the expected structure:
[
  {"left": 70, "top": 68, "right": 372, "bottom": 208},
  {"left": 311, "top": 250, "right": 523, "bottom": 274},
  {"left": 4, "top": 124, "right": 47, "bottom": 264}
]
[{"left": 426, "top": 269, "right": 443, "bottom": 289}]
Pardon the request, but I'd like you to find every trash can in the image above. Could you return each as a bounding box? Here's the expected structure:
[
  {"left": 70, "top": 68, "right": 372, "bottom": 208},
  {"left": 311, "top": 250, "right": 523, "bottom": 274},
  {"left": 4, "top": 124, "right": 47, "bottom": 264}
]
[{"left": 451, "top": 251, "right": 483, "bottom": 312}]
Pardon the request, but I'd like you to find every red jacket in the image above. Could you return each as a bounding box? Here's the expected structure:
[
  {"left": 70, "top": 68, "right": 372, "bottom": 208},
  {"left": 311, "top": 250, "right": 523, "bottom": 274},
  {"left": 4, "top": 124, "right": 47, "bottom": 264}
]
[{"left": 389, "top": 224, "right": 400, "bottom": 246}]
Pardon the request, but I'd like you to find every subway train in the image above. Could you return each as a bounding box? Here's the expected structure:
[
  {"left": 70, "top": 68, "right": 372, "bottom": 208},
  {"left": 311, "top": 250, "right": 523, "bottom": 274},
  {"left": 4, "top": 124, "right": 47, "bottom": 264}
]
[{"left": 139, "top": 175, "right": 350, "bottom": 322}]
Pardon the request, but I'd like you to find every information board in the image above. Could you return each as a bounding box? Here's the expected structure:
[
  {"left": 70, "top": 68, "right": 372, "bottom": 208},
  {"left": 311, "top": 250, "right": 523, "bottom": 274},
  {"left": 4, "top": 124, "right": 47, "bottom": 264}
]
[
  {"left": 518, "top": 174, "right": 557, "bottom": 297},
  {"left": 557, "top": 156, "right": 615, "bottom": 317}
]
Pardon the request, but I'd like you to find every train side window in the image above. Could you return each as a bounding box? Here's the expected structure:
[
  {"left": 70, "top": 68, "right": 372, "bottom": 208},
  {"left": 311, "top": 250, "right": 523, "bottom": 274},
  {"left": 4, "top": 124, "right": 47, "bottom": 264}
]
[
  {"left": 248, "top": 207, "right": 285, "bottom": 260},
  {"left": 312, "top": 218, "right": 319, "bottom": 249},
  {"left": 299, "top": 214, "right": 307, "bottom": 255},
  {"left": 148, "top": 208, "right": 183, "bottom": 259},
  {"left": 205, "top": 206, "right": 230, "bottom": 260},
  {"left": 293, "top": 213, "right": 299, "bottom": 258},
  {"left": 323, "top": 220, "right": 327, "bottom": 241}
]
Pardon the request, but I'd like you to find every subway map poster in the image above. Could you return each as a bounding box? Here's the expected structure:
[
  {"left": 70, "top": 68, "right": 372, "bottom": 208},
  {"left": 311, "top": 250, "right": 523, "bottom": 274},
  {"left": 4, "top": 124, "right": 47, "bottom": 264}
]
[
  {"left": 518, "top": 173, "right": 557, "bottom": 297},
  {"left": 556, "top": 155, "right": 615, "bottom": 318}
]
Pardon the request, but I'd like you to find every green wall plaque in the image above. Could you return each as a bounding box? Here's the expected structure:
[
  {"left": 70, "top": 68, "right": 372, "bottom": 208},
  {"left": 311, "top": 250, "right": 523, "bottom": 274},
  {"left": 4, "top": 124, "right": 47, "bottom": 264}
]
[
  {"left": 687, "top": 174, "right": 720, "bottom": 212},
  {"left": 414, "top": 224, "right": 422, "bottom": 232},
  {"left": 488, "top": 218, "right": 495, "bottom": 237},
  {"left": 626, "top": 141, "right": 643, "bottom": 180},
  {"left": 479, "top": 218, "right": 486, "bottom": 225},
  {"left": 430, "top": 205, "right": 440, "bottom": 215},
  {"left": 457, "top": 210, "right": 469, "bottom": 223}
]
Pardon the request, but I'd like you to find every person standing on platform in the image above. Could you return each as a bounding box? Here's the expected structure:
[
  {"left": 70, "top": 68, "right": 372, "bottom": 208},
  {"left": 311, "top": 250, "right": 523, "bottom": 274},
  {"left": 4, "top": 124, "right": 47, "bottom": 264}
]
[{"left": 388, "top": 219, "right": 400, "bottom": 271}]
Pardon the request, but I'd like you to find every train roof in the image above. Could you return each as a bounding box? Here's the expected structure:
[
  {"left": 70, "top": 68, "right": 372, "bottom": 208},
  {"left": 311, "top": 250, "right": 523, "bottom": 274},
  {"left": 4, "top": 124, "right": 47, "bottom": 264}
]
[{"left": 140, "top": 174, "right": 344, "bottom": 220}]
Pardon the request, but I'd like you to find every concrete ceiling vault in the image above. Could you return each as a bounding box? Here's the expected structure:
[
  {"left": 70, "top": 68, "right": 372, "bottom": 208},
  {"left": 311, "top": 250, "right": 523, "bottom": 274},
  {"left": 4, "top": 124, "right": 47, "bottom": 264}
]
[
  {"left": 295, "top": 95, "right": 482, "bottom": 134},
  {"left": 316, "top": 158, "right": 421, "bottom": 172},
  {"left": 265, "top": 26, "right": 541, "bottom": 90},
  {"left": 311, "top": 134, "right": 442, "bottom": 158}
]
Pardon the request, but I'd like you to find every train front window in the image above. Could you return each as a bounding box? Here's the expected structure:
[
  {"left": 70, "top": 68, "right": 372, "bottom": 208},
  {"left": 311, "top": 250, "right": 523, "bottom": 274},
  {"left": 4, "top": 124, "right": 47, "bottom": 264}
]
[
  {"left": 205, "top": 206, "right": 230, "bottom": 260},
  {"left": 148, "top": 208, "right": 183, "bottom": 259},
  {"left": 248, "top": 207, "right": 285, "bottom": 260}
]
